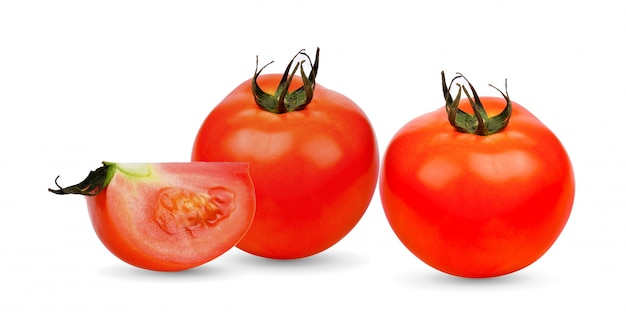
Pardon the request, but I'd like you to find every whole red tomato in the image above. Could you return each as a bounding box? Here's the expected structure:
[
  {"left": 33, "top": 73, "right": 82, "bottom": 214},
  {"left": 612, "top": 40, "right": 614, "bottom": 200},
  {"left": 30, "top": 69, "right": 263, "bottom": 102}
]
[
  {"left": 192, "top": 48, "right": 379, "bottom": 259},
  {"left": 380, "top": 72, "right": 575, "bottom": 278}
]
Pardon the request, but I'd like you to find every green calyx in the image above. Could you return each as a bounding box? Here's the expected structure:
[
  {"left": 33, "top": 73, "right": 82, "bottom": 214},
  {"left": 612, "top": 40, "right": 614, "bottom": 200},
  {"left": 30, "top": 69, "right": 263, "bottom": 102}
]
[
  {"left": 48, "top": 162, "right": 151, "bottom": 196},
  {"left": 252, "top": 47, "right": 320, "bottom": 114},
  {"left": 49, "top": 162, "right": 115, "bottom": 196},
  {"left": 441, "top": 71, "right": 512, "bottom": 136}
]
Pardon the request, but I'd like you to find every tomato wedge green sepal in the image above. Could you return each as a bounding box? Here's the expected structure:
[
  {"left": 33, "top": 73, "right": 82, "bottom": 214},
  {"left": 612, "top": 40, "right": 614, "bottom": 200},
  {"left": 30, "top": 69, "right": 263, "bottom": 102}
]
[{"left": 50, "top": 162, "right": 256, "bottom": 271}]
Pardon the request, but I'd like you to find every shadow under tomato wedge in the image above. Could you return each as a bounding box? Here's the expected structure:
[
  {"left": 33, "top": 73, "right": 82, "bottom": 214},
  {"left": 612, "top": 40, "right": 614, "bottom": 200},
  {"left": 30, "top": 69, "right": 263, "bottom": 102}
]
[
  {"left": 380, "top": 72, "right": 575, "bottom": 278},
  {"left": 49, "top": 161, "right": 256, "bottom": 271}
]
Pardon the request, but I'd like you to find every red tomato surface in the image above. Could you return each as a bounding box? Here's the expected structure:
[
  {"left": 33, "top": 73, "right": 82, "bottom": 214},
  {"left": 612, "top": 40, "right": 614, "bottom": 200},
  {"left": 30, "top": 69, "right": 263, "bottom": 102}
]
[
  {"left": 58, "top": 162, "right": 256, "bottom": 271},
  {"left": 380, "top": 97, "right": 575, "bottom": 278},
  {"left": 192, "top": 74, "right": 379, "bottom": 259}
]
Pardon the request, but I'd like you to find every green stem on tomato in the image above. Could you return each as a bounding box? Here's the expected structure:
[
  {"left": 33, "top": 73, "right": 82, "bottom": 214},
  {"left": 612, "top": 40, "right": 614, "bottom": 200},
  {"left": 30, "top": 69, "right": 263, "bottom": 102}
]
[
  {"left": 252, "top": 47, "right": 320, "bottom": 114},
  {"left": 441, "top": 71, "right": 512, "bottom": 136},
  {"left": 48, "top": 162, "right": 116, "bottom": 196}
]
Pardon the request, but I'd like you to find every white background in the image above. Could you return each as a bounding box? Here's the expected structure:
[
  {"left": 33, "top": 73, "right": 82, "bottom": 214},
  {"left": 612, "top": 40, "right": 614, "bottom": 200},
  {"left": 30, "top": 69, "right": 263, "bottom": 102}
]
[{"left": 1, "top": 0, "right": 624, "bottom": 316}]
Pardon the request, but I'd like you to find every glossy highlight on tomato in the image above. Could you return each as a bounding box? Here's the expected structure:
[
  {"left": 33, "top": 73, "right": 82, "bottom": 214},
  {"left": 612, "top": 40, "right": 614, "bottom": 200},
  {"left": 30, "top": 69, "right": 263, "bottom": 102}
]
[
  {"left": 50, "top": 162, "right": 256, "bottom": 271},
  {"left": 380, "top": 72, "right": 575, "bottom": 278},
  {"left": 192, "top": 48, "right": 379, "bottom": 259}
]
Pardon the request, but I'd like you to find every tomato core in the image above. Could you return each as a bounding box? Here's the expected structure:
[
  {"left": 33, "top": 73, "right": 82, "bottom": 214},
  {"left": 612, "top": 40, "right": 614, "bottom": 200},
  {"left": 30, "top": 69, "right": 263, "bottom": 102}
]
[{"left": 154, "top": 187, "right": 235, "bottom": 236}]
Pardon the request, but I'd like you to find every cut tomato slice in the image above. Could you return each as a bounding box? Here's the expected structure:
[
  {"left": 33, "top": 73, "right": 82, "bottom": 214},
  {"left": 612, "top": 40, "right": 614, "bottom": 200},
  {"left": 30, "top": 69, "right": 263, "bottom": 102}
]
[{"left": 50, "top": 162, "right": 255, "bottom": 271}]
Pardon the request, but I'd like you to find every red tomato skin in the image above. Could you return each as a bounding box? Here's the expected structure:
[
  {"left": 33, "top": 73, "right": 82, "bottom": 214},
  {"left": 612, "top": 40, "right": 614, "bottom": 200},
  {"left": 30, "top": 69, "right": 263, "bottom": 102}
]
[
  {"left": 192, "top": 74, "right": 379, "bottom": 259},
  {"left": 86, "top": 163, "right": 255, "bottom": 271},
  {"left": 380, "top": 98, "right": 575, "bottom": 278}
]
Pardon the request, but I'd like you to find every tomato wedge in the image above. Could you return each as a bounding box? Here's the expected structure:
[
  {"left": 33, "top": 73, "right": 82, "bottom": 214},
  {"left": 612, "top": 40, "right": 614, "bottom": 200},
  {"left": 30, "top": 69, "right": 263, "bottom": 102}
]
[{"left": 49, "top": 162, "right": 255, "bottom": 271}]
